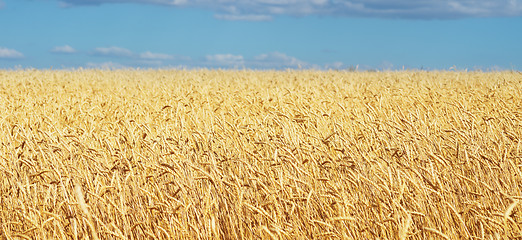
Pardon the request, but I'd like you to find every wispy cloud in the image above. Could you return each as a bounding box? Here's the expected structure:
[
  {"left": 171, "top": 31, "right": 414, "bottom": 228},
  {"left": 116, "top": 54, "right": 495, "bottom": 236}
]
[
  {"left": 51, "top": 45, "right": 77, "bottom": 54},
  {"left": 0, "top": 47, "right": 24, "bottom": 59},
  {"left": 58, "top": 0, "right": 186, "bottom": 7},
  {"left": 205, "top": 54, "right": 245, "bottom": 67},
  {"left": 202, "top": 52, "right": 315, "bottom": 69},
  {"left": 84, "top": 51, "right": 313, "bottom": 69},
  {"left": 93, "top": 46, "right": 134, "bottom": 57},
  {"left": 214, "top": 14, "right": 272, "bottom": 21},
  {"left": 251, "top": 52, "right": 310, "bottom": 69},
  {"left": 139, "top": 51, "right": 173, "bottom": 60},
  {"left": 87, "top": 47, "right": 187, "bottom": 67},
  {"left": 86, "top": 61, "right": 127, "bottom": 69},
  {"left": 92, "top": 47, "right": 177, "bottom": 62},
  {"left": 0, "top": 1, "right": 4, "bottom": 9},
  {"left": 79, "top": 50, "right": 394, "bottom": 70},
  {"left": 56, "top": 0, "right": 522, "bottom": 19},
  {"left": 324, "top": 61, "right": 345, "bottom": 70}
]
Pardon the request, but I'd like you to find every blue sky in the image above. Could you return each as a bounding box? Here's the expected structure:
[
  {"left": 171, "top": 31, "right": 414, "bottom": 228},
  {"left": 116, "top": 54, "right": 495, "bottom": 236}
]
[{"left": 0, "top": 0, "right": 521, "bottom": 70}]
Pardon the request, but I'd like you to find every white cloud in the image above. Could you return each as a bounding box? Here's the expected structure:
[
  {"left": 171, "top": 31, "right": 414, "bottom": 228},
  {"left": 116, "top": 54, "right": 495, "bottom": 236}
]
[
  {"left": 58, "top": 0, "right": 188, "bottom": 7},
  {"left": 93, "top": 46, "right": 133, "bottom": 57},
  {"left": 195, "top": 52, "right": 316, "bottom": 69},
  {"left": 198, "top": 52, "right": 316, "bottom": 69},
  {"left": 0, "top": 1, "right": 4, "bottom": 9},
  {"left": 92, "top": 48, "right": 177, "bottom": 62},
  {"left": 86, "top": 61, "right": 127, "bottom": 69},
  {"left": 205, "top": 54, "right": 244, "bottom": 67},
  {"left": 56, "top": 0, "right": 522, "bottom": 19},
  {"left": 324, "top": 61, "right": 344, "bottom": 70},
  {"left": 0, "top": 47, "right": 24, "bottom": 59},
  {"left": 251, "top": 52, "right": 309, "bottom": 69},
  {"left": 214, "top": 14, "right": 272, "bottom": 21},
  {"left": 139, "top": 51, "right": 173, "bottom": 60},
  {"left": 87, "top": 48, "right": 192, "bottom": 68},
  {"left": 51, "top": 45, "right": 77, "bottom": 54},
  {"left": 167, "top": 0, "right": 187, "bottom": 5}
]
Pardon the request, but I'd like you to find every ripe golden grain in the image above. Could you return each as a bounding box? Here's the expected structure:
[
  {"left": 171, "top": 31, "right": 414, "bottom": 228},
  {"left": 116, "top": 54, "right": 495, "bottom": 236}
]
[{"left": 0, "top": 69, "right": 521, "bottom": 239}]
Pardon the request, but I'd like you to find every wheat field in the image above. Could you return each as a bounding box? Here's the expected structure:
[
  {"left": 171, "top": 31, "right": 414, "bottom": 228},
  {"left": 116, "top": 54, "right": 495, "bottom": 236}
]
[{"left": 0, "top": 70, "right": 521, "bottom": 239}]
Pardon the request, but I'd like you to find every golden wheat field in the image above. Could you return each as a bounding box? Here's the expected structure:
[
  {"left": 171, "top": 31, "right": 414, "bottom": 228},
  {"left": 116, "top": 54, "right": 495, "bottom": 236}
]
[{"left": 0, "top": 70, "right": 521, "bottom": 239}]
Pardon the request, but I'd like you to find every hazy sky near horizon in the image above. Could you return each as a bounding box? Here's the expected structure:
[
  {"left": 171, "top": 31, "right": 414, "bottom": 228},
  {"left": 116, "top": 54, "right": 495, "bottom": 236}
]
[{"left": 1, "top": 0, "right": 521, "bottom": 70}]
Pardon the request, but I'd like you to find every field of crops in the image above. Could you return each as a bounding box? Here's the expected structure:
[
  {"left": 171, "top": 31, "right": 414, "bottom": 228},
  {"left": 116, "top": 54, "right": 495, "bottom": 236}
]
[{"left": 0, "top": 70, "right": 521, "bottom": 239}]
